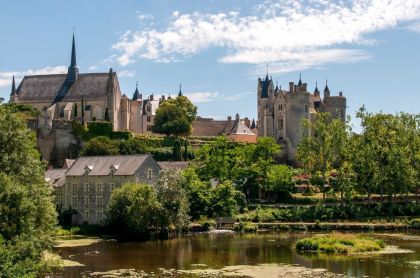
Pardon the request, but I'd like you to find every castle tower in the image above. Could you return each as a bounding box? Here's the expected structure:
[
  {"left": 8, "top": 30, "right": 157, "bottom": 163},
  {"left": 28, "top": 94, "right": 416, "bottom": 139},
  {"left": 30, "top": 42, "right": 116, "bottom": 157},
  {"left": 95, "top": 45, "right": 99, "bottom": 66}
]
[{"left": 257, "top": 74, "right": 274, "bottom": 137}]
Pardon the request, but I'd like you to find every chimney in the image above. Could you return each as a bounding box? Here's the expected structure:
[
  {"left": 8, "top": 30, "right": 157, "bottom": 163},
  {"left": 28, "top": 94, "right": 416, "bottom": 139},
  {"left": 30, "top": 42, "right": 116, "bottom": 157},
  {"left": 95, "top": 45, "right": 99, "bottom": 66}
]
[
  {"left": 289, "top": 82, "right": 294, "bottom": 93},
  {"left": 244, "top": 117, "right": 251, "bottom": 128},
  {"left": 149, "top": 95, "right": 154, "bottom": 101},
  {"left": 339, "top": 91, "right": 343, "bottom": 97}
]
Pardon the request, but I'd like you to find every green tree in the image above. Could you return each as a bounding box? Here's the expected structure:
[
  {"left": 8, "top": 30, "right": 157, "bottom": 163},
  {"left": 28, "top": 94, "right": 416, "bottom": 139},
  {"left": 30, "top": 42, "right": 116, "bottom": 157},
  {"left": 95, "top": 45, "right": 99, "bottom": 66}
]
[
  {"left": 107, "top": 183, "right": 165, "bottom": 240},
  {"left": 265, "top": 165, "right": 294, "bottom": 200},
  {"left": 155, "top": 170, "right": 190, "bottom": 231},
  {"left": 81, "top": 136, "right": 119, "bottom": 156},
  {"left": 152, "top": 96, "right": 197, "bottom": 137},
  {"left": 297, "top": 113, "right": 350, "bottom": 201},
  {"left": 0, "top": 105, "right": 57, "bottom": 276},
  {"left": 181, "top": 167, "right": 212, "bottom": 220},
  {"left": 118, "top": 139, "right": 147, "bottom": 155},
  {"left": 210, "top": 180, "right": 246, "bottom": 217}
]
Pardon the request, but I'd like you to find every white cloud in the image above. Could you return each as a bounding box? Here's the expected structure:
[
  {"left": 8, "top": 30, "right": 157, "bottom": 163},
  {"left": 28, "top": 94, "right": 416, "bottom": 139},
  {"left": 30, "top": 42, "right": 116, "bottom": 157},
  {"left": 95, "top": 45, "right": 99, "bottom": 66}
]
[
  {"left": 118, "top": 70, "right": 136, "bottom": 77},
  {"left": 112, "top": 0, "right": 420, "bottom": 72},
  {"left": 184, "top": 91, "right": 220, "bottom": 103},
  {"left": 184, "top": 90, "right": 255, "bottom": 103},
  {"left": 405, "top": 20, "right": 420, "bottom": 33},
  {"left": 0, "top": 65, "right": 67, "bottom": 87}
]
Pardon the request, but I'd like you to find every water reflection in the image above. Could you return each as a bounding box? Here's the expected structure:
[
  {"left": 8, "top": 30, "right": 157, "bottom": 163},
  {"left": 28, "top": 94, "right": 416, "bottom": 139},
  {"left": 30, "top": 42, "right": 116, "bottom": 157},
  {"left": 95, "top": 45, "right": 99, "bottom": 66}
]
[{"left": 56, "top": 232, "right": 420, "bottom": 277}]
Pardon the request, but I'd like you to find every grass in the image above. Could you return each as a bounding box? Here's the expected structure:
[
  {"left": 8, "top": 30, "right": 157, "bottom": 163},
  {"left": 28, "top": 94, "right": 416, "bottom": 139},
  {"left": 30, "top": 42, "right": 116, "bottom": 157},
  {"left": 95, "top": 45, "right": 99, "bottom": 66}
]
[{"left": 296, "top": 233, "right": 385, "bottom": 254}]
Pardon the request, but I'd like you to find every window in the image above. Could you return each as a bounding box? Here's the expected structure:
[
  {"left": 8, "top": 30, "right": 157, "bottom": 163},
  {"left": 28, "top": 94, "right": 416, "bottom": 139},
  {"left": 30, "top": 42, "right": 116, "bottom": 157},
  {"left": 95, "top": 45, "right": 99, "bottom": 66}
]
[
  {"left": 96, "top": 196, "right": 103, "bottom": 206},
  {"left": 147, "top": 106, "right": 151, "bottom": 112},
  {"left": 84, "top": 196, "right": 89, "bottom": 207},
  {"left": 84, "top": 182, "right": 89, "bottom": 193},
  {"left": 85, "top": 210, "right": 89, "bottom": 220},
  {"left": 72, "top": 184, "right": 78, "bottom": 194},
  {"left": 279, "top": 119, "right": 284, "bottom": 129},
  {"left": 96, "top": 210, "right": 103, "bottom": 220},
  {"left": 72, "top": 196, "right": 78, "bottom": 207},
  {"left": 147, "top": 115, "right": 151, "bottom": 122},
  {"left": 96, "top": 183, "right": 103, "bottom": 192},
  {"left": 147, "top": 169, "right": 153, "bottom": 180},
  {"left": 109, "top": 182, "right": 115, "bottom": 192},
  {"left": 304, "top": 104, "right": 308, "bottom": 113},
  {"left": 279, "top": 104, "right": 282, "bottom": 110}
]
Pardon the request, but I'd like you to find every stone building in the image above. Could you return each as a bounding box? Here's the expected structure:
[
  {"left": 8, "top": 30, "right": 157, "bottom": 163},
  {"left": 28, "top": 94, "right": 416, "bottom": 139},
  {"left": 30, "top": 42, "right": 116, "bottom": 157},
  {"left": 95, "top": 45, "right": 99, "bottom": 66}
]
[
  {"left": 257, "top": 74, "right": 346, "bottom": 159},
  {"left": 192, "top": 113, "right": 257, "bottom": 143},
  {"left": 46, "top": 154, "right": 161, "bottom": 225},
  {"left": 8, "top": 34, "right": 168, "bottom": 134}
]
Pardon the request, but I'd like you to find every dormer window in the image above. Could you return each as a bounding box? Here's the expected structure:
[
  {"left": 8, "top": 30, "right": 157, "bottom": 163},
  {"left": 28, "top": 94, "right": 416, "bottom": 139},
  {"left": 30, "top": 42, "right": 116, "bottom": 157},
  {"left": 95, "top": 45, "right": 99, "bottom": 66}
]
[
  {"left": 147, "top": 106, "right": 151, "bottom": 112},
  {"left": 110, "top": 164, "right": 119, "bottom": 176},
  {"left": 84, "top": 165, "right": 93, "bottom": 176}
]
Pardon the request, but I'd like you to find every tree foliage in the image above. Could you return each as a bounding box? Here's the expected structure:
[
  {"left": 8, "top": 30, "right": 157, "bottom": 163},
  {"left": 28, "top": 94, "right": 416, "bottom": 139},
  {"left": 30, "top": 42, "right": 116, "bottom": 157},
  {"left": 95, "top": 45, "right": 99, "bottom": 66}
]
[
  {"left": 0, "top": 105, "right": 57, "bottom": 276},
  {"left": 152, "top": 96, "right": 197, "bottom": 137},
  {"left": 81, "top": 136, "right": 120, "bottom": 156}
]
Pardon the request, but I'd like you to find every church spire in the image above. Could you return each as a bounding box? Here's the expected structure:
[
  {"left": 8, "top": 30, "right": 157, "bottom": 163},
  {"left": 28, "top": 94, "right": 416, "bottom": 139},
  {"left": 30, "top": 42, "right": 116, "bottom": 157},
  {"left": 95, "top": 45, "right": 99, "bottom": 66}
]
[
  {"left": 298, "top": 73, "right": 302, "bottom": 86},
  {"left": 71, "top": 33, "right": 77, "bottom": 67},
  {"left": 66, "top": 33, "right": 79, "bottom": 84},
  {"left": 178, "top": 84, "right": 183, "bottom": 97},
  {"left": 10, "top": 75, "right": 16, "bottom": 96},
  {"left": 133, "top": 82, "right": 141, "bottom": 100}
]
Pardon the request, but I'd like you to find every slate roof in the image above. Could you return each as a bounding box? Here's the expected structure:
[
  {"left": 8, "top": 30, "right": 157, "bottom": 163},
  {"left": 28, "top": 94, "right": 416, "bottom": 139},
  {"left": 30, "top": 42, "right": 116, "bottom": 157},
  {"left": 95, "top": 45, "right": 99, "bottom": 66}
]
[
  {"left": 228, "top": 118, "right": 256, "bottom": 135},
  {"left": 16, "top": 72, "right": 114, "bottom": 103},
  {"left": 158, "top": 161, "right": 189, "bottom": 171},
  {"left": 192, "top": 117, "right": 234, "bottom": 137},
  {"left": 65, "top": 155, "right": 151, "bottom": 176},
  {"left": 45, "top": 169, "right": 66, "bottom": 188}
]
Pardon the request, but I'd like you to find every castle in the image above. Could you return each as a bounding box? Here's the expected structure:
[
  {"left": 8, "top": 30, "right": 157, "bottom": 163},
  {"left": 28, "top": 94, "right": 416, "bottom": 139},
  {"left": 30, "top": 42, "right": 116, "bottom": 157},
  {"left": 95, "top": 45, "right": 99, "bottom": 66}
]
[
  {"left": 257, "top": 74, "right": 346, "bottom": 159},
  {"left": 9, "top": 34, "right": 171, "bottom": 134}
]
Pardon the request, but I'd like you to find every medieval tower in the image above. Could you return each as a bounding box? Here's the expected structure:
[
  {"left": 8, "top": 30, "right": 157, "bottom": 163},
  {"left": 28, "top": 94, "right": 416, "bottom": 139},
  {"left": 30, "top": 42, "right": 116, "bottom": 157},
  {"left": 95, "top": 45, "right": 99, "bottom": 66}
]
[{"left": 257, "top": 74, "right": 346, "bottom": 159}]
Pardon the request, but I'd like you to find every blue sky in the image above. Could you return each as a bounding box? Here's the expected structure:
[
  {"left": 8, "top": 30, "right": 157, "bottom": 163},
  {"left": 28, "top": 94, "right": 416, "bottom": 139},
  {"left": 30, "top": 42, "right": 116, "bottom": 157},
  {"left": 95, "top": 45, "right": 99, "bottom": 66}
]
[{"left": 1, "top": 0, "right": 420, "bottom": 131}]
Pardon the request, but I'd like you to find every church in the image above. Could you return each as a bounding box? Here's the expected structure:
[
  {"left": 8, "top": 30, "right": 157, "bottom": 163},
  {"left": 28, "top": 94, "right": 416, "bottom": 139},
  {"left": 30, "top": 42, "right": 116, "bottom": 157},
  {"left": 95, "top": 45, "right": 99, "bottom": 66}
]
[{"left": 9, "top": 34, "right": 165, "bottom": 134}]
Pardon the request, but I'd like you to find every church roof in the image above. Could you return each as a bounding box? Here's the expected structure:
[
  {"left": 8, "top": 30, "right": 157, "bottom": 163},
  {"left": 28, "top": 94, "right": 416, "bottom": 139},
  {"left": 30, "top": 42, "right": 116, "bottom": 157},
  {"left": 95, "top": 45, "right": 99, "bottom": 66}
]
[{"left": 16, "top": 72, "right": 115, "bottom": 102}]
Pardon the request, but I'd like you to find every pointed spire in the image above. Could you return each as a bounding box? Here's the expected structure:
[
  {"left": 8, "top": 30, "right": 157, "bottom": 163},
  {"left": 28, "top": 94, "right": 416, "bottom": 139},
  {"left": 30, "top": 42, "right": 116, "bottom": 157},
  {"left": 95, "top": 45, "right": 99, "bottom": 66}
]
[
  {"left": 10, "top": 75, "right": 16, "bottom": 96},
  {"left": 70, "top": 33, "right": 77, "bottom": 67},
  {"left": 298, "top": 73, "right": 302, "bottom": 86},
  {"left": 314, "top": 81, "right": 320, "bottom": 94},
  {"left": 66, "top": 33, "right": 79, "bottom": 84},
  {"left": 250, "top": 118, "right": 256, "bottom": 129},
  {"left": 133, "top": 82, "right": 140, "bottom": 100},
  {"left": 324, "top": 80, "right": 330, "bottom": 97},
  {"left": 178, "top": 84, "right": 183, "bottom": 97},
  {"left": 275, "top": 81, "right": 279, "bottom": 92}
]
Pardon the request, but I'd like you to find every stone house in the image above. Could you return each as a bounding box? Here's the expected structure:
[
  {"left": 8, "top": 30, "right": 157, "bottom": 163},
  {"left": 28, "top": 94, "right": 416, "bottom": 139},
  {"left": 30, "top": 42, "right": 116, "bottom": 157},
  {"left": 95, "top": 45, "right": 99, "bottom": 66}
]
[{"left": 47, "top": 154, "right": 161, "bottom": 225}]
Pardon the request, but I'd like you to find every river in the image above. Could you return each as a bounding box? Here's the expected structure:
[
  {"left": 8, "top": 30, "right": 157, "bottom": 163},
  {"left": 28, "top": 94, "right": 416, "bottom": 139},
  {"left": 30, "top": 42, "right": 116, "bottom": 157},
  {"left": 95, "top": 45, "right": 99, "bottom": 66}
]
[{"left": 53, "top": 231, "right": 420, "bottom": 277}]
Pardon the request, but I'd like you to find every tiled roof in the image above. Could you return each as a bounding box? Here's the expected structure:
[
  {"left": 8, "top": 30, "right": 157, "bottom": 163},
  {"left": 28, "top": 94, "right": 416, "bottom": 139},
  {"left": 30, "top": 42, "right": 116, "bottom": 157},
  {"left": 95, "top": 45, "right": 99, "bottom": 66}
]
[
  {"left": 45, "top": 169, "right": 66, "bottom": 187},
  {"left": 16, "top": 72, "right": 114, "bottom": 102},
  {"left": 65, "top": 154, "right": 151, "bottom": 176},
  {"left": 192, "top": 118, "right": 234, "bottom": 137}
]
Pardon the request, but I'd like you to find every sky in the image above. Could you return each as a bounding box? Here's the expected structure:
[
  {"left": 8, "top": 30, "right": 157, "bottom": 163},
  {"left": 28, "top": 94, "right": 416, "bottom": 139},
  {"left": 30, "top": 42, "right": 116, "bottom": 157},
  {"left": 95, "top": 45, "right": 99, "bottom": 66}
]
[{"left": 1, "top": 0, "right": 420, "bottom": 131}]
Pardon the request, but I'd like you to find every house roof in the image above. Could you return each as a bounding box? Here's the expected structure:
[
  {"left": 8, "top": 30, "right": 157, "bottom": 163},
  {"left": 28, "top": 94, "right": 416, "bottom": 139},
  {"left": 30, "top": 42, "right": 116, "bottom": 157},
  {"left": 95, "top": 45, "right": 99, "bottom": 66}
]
[
  {"left": 158, "top": 161, "right": 189, "bottom": 171},
  {"left": 65, "top": 154, "right": 151, "bottom": 176},
  {"left": 192, "top": 117, "right": 234, "bottom": 137},
  {"left": 16, "top": 72, "right": 115, "bottom": 102},
  {"left": 45, "top": 169, "right": 66, "bottom": 187}
]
